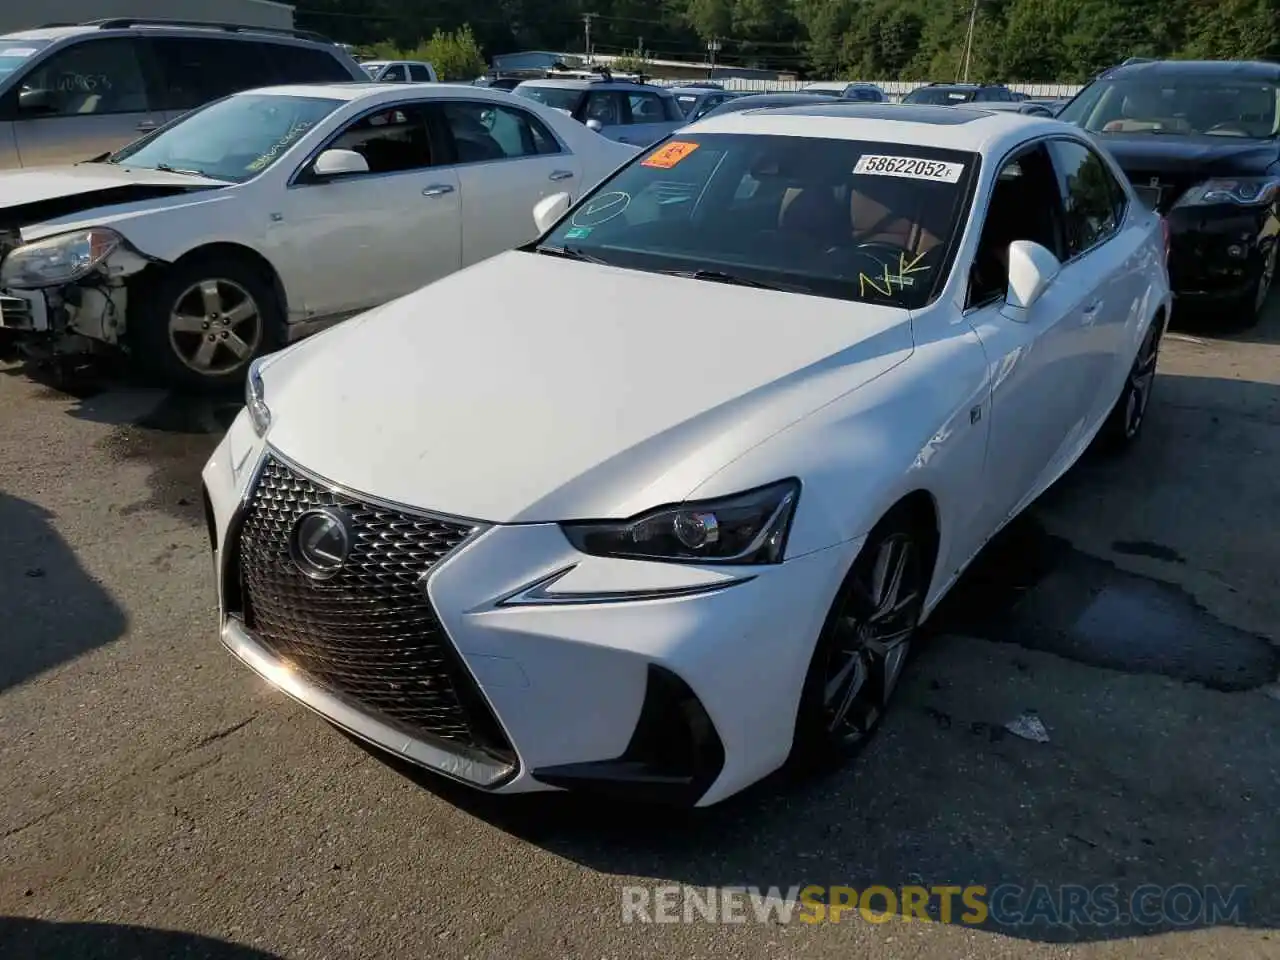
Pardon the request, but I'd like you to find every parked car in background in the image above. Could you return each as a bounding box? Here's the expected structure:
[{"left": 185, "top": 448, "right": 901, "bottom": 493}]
[
  {"left": 360, "top": 60, "right": 438, "bottom": 83},
  {"left": 0, "top": 18, "right": 367, "bottom": 169},
  {"left": 472, "top": 76, "right": 523, "bottom": 91},
  {"left": 902, "top": 82, "right": 1016, "bottom": 105},
  {"left": 960, "top": 100, "right": 1056, "bottom": 118},
  {"left": 672, "top": 85, "right": 739, "bottom": 122},
  {"left": 0, "top": 83, "right": 637, "bottom": 388},
  {"left": 1022, "top": 97, "right": 1070, "bottom": 115},
  {"left": 802, "top": 81, "right": 888, "bottom": 102},
  {"left": 511, "top": 74, "right": 685, "bottom": 146},
  {"left": 1058, "top": 58, "right": 1280, "bottom": 326},
  {"left": 698, "top": 90, "right": 840, "bottom": 120},
  {"left": 202, "top": 102, "right": 1170, "bottom": 808}
]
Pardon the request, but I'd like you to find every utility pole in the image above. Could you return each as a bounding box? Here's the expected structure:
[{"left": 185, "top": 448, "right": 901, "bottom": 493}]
[
  {"left": 583, "top": 13, "right": 597, "bottom": 64},
  {"left": 960, "top": 0, "right": 979, "bottom": 82},
  {"left": 707, "top": 38, "right": 721, "bottom": 79}
]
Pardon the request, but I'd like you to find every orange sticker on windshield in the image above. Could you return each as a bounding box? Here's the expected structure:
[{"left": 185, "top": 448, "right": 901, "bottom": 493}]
[{"left": 642, "top": 141, "right": 699, "bottom": 169}]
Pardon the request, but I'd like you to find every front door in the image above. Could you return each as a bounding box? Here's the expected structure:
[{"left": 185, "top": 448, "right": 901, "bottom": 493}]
[
  {"left": 435, "top": 99, "right": 582, "bottom": 265},
  {"left": 962, "top": 142, "right": 1096, "bottom": 537},
  {"left": 10, "top": 37, "right": 159, "bottom": 167},
  {"left": 272, "top": 102, "right": 461, "bottom": 319}
]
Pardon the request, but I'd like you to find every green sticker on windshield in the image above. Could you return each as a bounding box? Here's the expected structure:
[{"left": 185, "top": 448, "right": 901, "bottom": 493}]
[{"left": 564, "top": 226, "right": 593, "bottom": 239}]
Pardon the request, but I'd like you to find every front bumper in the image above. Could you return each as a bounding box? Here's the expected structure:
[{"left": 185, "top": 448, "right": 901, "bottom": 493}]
[
  {"left": 1166, "top": 205, "right": 1276, "bottom": 305},
  {"left": 202, "top": 417, "right": 857, "bottom": 806}
]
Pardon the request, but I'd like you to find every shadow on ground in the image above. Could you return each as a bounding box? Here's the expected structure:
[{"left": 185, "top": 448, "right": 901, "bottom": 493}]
[
  {"left": 0, "top": 492, "right": 128, "bottom": 693},
  {"left": 0, "top": 917, "right": 284, "bottom": 960}
]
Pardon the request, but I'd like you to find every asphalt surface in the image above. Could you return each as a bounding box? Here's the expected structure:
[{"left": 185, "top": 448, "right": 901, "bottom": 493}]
[{"left": 1, "top": 299, "right": 1279, "bottom": 960}]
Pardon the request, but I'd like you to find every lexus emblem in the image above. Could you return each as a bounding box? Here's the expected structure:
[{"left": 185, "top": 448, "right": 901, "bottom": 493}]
[{"left": 289, "top": 508, "right": 353, "bottom": 579}]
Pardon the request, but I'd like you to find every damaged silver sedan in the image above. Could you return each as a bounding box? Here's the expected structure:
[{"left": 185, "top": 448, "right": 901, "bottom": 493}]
[{"left": 0, "top": 81, "right": 636, "bottom": 389}]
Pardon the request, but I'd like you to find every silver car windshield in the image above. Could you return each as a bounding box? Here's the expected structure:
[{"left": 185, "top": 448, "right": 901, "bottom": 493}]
[{"left": 108, "top": 93, "right": 343, "bottom": 182}]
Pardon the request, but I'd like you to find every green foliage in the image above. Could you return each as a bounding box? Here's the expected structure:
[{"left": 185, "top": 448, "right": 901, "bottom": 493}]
[
  {"left": 299, "top": 0, "right": 1280, "bottom": 82},
  {"left": 611, "top": 51, "right": 650, "bottom": 73},
  {"left": 361, "top": 26, "right": 487, "bottom": 82}
]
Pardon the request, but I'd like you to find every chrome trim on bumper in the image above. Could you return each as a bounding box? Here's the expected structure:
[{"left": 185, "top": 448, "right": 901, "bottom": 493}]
[{"left": 220, "top": 616, "right": 519, "bottom": 788}]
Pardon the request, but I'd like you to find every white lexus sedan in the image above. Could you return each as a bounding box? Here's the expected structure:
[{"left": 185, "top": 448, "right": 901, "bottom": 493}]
[
  {"left": 203, "top": 103, "right": 1172, "bottom": 807},
  {"left": 0, "top": 83, "right": 635, "bottom": 389}
]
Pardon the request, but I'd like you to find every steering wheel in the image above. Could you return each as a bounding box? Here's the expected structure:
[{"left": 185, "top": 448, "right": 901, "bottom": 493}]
[{"left": 852, "top": 240, "right": 918, "bottom": 269}]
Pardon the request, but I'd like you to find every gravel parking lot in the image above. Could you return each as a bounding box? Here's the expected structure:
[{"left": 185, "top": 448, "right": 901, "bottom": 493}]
[{"left": 1, "top": 300, "right": 1278, "bottom": 959}]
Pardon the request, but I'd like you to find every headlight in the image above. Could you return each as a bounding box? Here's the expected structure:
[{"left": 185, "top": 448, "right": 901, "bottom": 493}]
[
  {"left": 0, "top": 228, "right": 122, "bottom": 289},
  {"left": 561, "top": 480, "right": 800, "bottom": 565},
  {"left": 1173, "top": 177, "right": 1280, "bottom": 208},
  {"left": 246, "top": 356, "right": 271, "bottom": 437}
]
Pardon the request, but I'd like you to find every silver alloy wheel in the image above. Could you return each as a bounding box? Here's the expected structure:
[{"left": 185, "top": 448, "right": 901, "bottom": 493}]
[
  {"left": 1123, "top": 324, "right": 1161, "bottom": 439},
  {"left": 823, "top": 532, "right": 922, "bottom": 743},
  {"left": 1256, "top": 243, "right": 1278, "bottom": 316},
  {"left": 167, "top": 278, "right": 262, "bottom": 376}
]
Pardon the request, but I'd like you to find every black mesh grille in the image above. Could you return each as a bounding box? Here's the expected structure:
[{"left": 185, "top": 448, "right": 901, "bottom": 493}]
[{"left": 234, "top": 455, "right": 513, "bottom": 762}]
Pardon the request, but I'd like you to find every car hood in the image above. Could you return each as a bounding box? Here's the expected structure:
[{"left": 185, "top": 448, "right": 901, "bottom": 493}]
[
  {"left": 0, "top": 163, "right": 226, "bottom": 236},
  {"left": 263, "top": 251, "right": 915, "bottom": 523},
  {"left": 1098, "top": 134, "right": 1279, "bottom": 177}
]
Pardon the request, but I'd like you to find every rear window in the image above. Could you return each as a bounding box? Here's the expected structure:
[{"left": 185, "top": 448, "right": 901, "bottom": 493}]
[
  {"left": 513, "top": 84, "right": 582, "bottom": 113},
  {"left": 0, "top": 39, "right": 50, "bottom": 80},
  {"left": 267, "top": 43, "right": 356, "bottom": 83},
  {"left": 676, "top": 93, "right": 700, "bottom": 115},
  {"left": 905, "top": 88, "right": 975, "bottom": 105},
  {"left": 537, "top": 132, "right": 978, "bottom": 309}
]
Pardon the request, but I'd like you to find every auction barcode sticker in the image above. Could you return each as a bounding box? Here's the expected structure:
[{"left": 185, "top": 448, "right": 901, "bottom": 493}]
[{"left": 853, "top": 154, "right": 965, "bottom": 183}]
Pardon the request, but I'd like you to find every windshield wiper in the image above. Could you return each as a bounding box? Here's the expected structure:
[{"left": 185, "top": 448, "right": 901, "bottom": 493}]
[
  {"left": 152, "top": 163, "right": 216, "bottom": 178},
  {"left": 536, "top": 245, "right": 610, "bottom": 264},
  {"left": 665, "top": 269, "right": 800, "bottom": 292}
]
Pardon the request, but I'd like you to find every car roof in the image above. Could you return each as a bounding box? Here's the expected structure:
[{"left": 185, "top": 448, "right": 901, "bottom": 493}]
[
  {"left": 1100, "top": 58, "right": 1280, "bottom": 81},
  {"left": 517, "top": 78, "right": 671, "bottom": 94},
  {"left": 1, "top": 23, "right": 336, "bottom": 47},
  {"left": 689, "top": 102, "right": 1066, "bottom": 154}
]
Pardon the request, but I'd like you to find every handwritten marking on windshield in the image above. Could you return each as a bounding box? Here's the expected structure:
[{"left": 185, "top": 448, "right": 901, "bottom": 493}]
[
  {"left": 858, "top": 251, "right": 931, "bottom": 298},
  {"left": 246, "top": 120, "right": 313, "bottom": 173}
]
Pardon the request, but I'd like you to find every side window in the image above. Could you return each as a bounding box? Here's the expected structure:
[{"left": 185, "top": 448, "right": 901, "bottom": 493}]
[
  {"left": 14, "top": 38, "right": 149, "bottom": 117},
  {"left": 1048, "top": 140, "right": 1123, "bottom": 257},
  {"left": 968, "top": 144, "right": 1067, "bottom": 308},
  {"left": 626, "top": 92, "right": 666, "bottom": 124},
  {"left": 268, "top": 44, "right": 356, "bottom": 83},
  {"left": 149, "top": 38, "right": 275, "bottom": 111},
  {"left": 325, "top": 104, "right": 434, "bottom": 175},
  {"left": 440, "top": 101, "right": 561, "bottom": 163},
  {"left": 383, "top": 65, "right": 409, "bottom": 82},
  {"left": 408, "top": 64, "right": 433, "bottom": 82},
  {"left": 582, "top": 90, "right": 620, "bottom": 126}
]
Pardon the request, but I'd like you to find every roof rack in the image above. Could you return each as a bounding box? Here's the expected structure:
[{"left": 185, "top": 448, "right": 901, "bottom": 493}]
[{"left": 81, "top": 18, "right": 335, "bottom": 45}]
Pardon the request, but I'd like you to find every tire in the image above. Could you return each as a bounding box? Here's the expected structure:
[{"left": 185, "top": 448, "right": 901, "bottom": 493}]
[
  {"left": 127, "top": 253, "right": 281, "bottom": 393},
  {"left": 1238, "top": 240, "right": 1278, "bottom": 330},
  {"left": 1098, "top": 315, "right": 1163, "bottom": 453},
  {"left": 789, "top": 506, "right": 929, "bottom": 773}
]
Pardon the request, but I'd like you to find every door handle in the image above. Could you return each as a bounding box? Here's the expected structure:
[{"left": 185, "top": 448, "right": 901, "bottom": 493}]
[
  {"left": 422, "top": 184, "right": 455, "bottom": 198},
  {"left": 549, "top": 170, "right": 575, "bottom": 181},
  {"left": 136, "top": 120, "right": 157, "bottom": 131}
]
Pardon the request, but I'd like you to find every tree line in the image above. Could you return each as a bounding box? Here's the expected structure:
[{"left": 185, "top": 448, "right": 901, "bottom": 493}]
[{"left": 294, "top": 0, "right": 1280, "bottom": 82}]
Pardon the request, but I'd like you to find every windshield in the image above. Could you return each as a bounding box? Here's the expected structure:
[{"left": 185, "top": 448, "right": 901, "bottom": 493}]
[
  {"left": 904, "top": 88, "right": 975, "bottom": 105},
  {"left": 513, "top": 85, "right": 582, "bottom": 112},
  {"left": 536, "top": 133, "right": 977, "bottom": 309},
  {"left": 108, "top": 93, "right": 342, "bottom": 182},
  {"left": 362, "top": 62, "right": 383, "bottom": 76},
  {"left": 1059, "top": 77, "right": 1280, "bottom": 137},
  {"left": 0, "top": 39, "right": 50, "bottom": 80}
]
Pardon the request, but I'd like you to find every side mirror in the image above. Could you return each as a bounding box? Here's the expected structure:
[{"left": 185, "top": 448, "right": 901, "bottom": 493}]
[
  {"left": 1003, "top": 239, "right": 1061, "bottom": 317},
  {"left": 311, "top": 148, "right": 369, "bottom": 179},
  {"left": 18, "top": 88, "right": 56, "bottom": 114},
  {"left": 584, "top": 118, "right": 604, "bottom": 132},
  {"left": 533, "top": 191, "right": 572, "bottom": 233}
]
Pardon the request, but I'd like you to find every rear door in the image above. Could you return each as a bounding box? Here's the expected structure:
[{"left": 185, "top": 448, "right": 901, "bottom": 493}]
[
  {"left": 8, "top": 36, "right": 159, "bottom": 166},
  {"left": 434, "top": 98, "right": 581, "bottom": 264},
  {"left": 408, "top": 63, "right": 435, "bottom": 83},
  {"left": 148, "top": 37, "right": 276, "bottom": 124}
]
